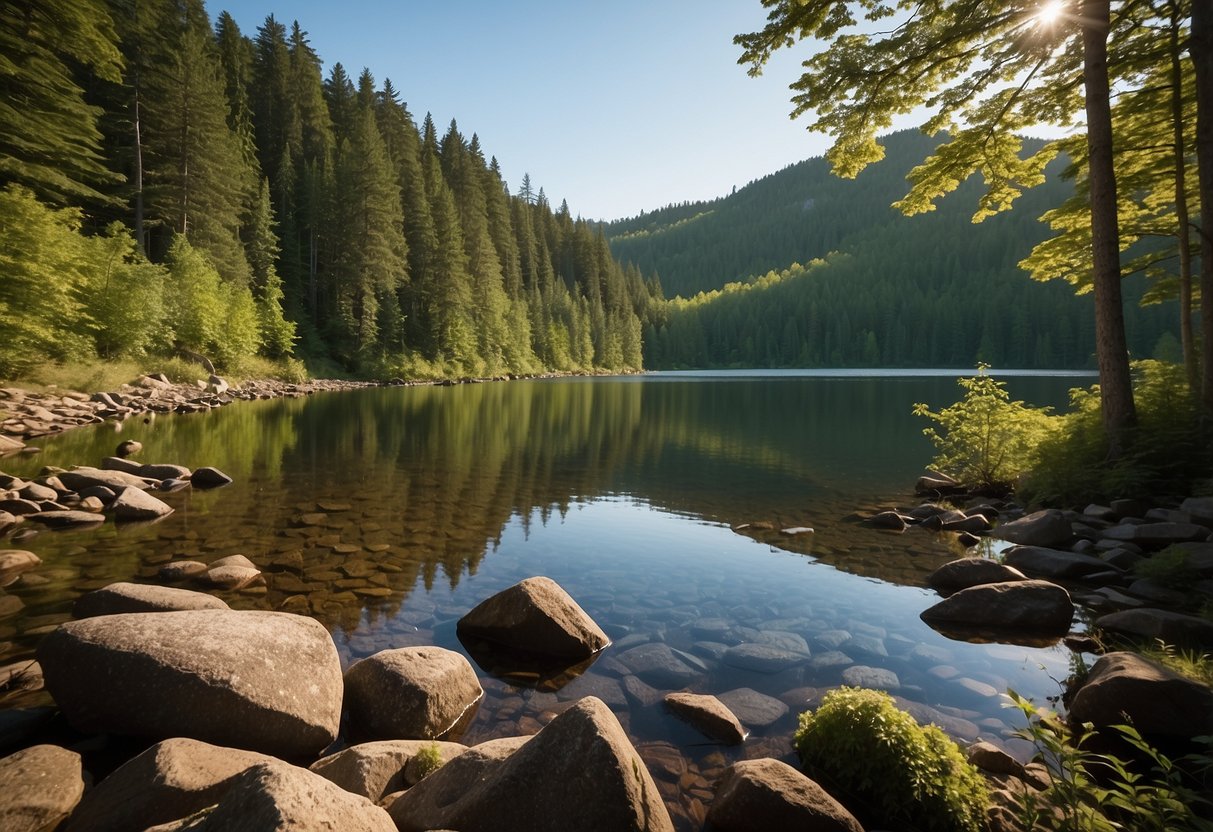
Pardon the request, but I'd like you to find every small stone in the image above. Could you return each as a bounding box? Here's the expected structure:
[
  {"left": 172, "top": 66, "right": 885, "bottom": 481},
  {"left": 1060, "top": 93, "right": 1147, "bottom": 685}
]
[
  {"left": 664, "top": 692, "right": 747, "bottom": 744},
  {"left": 191, "top": 467, "right": 233, "bottom": 488}
]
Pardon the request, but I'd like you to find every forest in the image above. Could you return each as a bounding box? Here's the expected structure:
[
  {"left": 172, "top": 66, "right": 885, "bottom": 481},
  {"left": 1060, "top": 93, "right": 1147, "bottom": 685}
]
[
  {"left": 0, "top": 0, "right": 659, "bottom": 380},
  {"left": 609, "top": 130, "right": 1177, "bottom": 370}
]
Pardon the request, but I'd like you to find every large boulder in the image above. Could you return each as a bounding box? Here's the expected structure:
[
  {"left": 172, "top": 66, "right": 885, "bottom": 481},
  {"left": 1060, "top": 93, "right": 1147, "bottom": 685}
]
[
  {"left": 344, "top": 646, "right": 483, "bottom": 741},
  {"left": 110, "top": 486, "right": 173, "bottom": 521},
  {"left": 1068, "top": 652, "right": 1213, "bottom": 738},
  {"left": 38, "top": 610, "right": 342, "bottom": 758},
  {"left": 387, "top": 696, "right": 674, "bottom": 832},
  {"left": 920, "top": 579, "right": 1073, "bottom": 633},
  {"left": 1095, "top": 608, "right": 1213, "bottom": 650},
  {"left": 64, "top": 738, "right": 270, "bottom": 832},
  {"left": 140, "top": 760, "right": 396, "bottom": 832},
  {"left": 1003, "top": 546, "right": 1113, "bottom": 579},
  {"left": 457, "top": 576, "right": 609, "bottom": 658},
  {"left": 927, "top": 558, "right": 1028, "bottom": 591},
  {"left": 74, "top": 582, "right": 228, "bottom": 618},
  {"left": 706, "top": 758, "right": 863, "bottom": 832},
  {"left": 0, "top": 744, "right": 86, "bottom": 832},
  {"left": 991, "top": 509, "right": 1073, "bottom": 548},
  {"left": 309, "top": 740, "right": 468, "bottom": 801},
  {"left": 1101, "top": 522, "right": 1209, "bottom": 548}
]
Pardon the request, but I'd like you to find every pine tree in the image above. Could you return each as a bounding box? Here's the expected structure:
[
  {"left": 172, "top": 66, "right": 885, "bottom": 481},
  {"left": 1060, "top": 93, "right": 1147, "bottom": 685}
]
[{"left": 0, "top": 0, "right": 123, "bottom": 206}]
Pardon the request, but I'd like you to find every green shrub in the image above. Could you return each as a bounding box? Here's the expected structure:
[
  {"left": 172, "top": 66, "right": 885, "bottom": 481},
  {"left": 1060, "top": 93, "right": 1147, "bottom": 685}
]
[
  {"left": 1134, "top": 547, "right": 1201, "bottom": 591},
  {"left": 1022, "top": 361, "right": 1211, "bottom": 505},
  {"left": 1007, "top": 690, "right": 1213, "bottom": 831},
  {"left": 412, "top": 742, "right": 444, "bottom": 779},
  {"left": 913, "top": 365, "right": 1060, "bottom": 492},
  {"left": 794, "top": 687, "right": 988, "bottom": 831}
]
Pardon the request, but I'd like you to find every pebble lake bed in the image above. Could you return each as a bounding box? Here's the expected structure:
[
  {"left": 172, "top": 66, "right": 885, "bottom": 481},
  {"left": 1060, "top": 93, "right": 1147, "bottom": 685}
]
[{"left": 4, "top": 369, "right": 1209, "bottom": 830}]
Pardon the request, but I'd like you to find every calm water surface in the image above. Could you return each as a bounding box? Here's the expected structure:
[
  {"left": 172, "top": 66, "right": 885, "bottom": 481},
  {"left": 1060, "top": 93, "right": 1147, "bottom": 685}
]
[{"left": 0, "top": 370, "right": 1095, "bottom": 827}]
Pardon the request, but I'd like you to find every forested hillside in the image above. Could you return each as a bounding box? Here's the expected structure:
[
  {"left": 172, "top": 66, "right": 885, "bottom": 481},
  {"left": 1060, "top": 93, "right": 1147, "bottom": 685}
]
[
  {"left": 0, "top": 1, "right": 658, "bottom": 379},
  {"left": 607, "top": 131, "right": 1176, "bottom": 369}
]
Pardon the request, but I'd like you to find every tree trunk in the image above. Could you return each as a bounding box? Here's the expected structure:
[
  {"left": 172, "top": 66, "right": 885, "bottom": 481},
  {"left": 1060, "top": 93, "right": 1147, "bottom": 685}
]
[
  {"left": 1193, "top": 0, "right": 1213, "bottom": 414},
  {"left": 1170, "top": 12, "right": 1197, "bottom": 394},
  {"left": 1082, "top": 0, "right": 1136, "bottom": 453}
]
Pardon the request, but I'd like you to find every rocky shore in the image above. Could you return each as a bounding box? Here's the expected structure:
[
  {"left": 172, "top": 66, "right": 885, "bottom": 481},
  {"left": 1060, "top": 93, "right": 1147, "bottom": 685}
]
[{"left": 1, "top": 378, "right": 1211, "bottom": 830}]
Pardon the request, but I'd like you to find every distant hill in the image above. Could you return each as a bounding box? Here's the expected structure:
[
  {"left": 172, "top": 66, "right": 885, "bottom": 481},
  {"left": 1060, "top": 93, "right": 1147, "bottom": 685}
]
[{"left": 605, "top": 130, "right": 1176, "bottom": 369}]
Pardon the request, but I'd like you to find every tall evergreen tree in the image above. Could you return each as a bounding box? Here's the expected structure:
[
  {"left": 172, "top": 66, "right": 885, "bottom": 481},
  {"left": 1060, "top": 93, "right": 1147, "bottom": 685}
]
[{"left": 0, "top": 0, "right": 123, "bottom": 205}]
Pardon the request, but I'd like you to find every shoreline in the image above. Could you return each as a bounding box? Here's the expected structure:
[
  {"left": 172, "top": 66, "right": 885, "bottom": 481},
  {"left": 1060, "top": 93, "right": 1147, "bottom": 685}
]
[{"left": 0, "top": 368, "right": 635, "bottom": 449}]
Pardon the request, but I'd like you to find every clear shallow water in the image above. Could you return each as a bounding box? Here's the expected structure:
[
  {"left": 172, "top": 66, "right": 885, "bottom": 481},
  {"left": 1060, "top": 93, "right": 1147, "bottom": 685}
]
[{"left": 0, "top": 371, "right": 1094, "bottom": 828}]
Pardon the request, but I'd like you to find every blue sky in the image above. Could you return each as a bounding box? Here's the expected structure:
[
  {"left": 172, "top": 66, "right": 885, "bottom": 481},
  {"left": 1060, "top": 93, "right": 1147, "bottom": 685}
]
[{"left": 211, "top": 0, "right": 839, "bottom": 221}]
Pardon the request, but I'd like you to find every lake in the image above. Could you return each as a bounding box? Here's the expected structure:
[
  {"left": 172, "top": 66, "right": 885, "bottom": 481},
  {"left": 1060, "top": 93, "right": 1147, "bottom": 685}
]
[{"left": 0, "top": 369, "right": 1097, "bottom": 828}]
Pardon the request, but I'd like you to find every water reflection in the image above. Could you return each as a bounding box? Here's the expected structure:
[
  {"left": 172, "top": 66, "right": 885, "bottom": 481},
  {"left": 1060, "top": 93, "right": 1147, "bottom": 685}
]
[{"left": 0, "top": 373, "right": 1089, "bottom": 829}]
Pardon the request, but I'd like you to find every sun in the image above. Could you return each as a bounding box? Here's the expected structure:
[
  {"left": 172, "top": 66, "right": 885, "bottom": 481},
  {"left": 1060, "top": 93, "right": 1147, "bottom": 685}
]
[{"left": 1035, "top": 0, "right": 1066, "bottom": 26}]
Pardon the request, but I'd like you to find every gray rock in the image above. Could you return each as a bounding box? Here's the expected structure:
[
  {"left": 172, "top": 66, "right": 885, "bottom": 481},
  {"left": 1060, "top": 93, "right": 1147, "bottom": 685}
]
[
  {"left": 142, "top": 759, "right": 396, "bottom": 832},
  {"left": 1096, "top": 608, "right": 1213, "bottom": 649},
  {"left": 928, "top": 557, "right": 1028, "bottom": 591},
  {"left": 1180, "top": 497, "right": 1213, "bottom": 524},
  {"left": 724, "top": 642, "right": 809, "bottom": 673},
  {"left": 74, "top": 582, "right": 228, "bottom": 618},
  {"left": 664, "top": 692, "right": 747, "bottom": 744},
  {"left": 1068, "top": 651, "right": 1213, "bottom": 739},
  {"left": 387, "top": 696, "right": 674, "bottom": 832},
  {"left": 920, "top": 579, "right": 1073, "bottom": 633},
  {"left": 840, "top": 665, "right": 900, "bottom": 691},
  {"left": 64, "top": 738, "right": 270, "bottom": 832},
  {"left": 115, "top": 439, "right": 142, "bottom": 458},
  {"left": 38, "top": 610, "right": 342, "bottom": 758},
  {"left": 706, "top": 758, "right": 863, "bottom": 832},
  {"left": 992, "top": 509, "right": 1073, "bottom": 548},
  {"left": 615, "top": 642, "right": 702, "bottom": 687},
  {"left": 717, "top": 687, "right": 789, "bottom": 728},
  {"left": 1003, "top": 545, "right": 1113, "bottom": 579},
  {"left": 621, "top": 674, "right": 664, "bottom": 708},
  {"left": 865, "top": 510, "right": 908, "bottom": 531},
  {"left": 159, "top": 560, "right": 209, "bottom": 581},
  {"left": 310, "top": 740, "right": 468, "bottom": 801},
  {"left": 17, "top": 481, "right": 56, "bottom": 502},
  {"left": 0, "top": 744, "right": 86, "bottom": 832},
  {"left": 457, "top": 576, "right": 609, "bottom": 658},
  {"left": 344, "top": 646, "right": 484, "bottom": 741},
  {"left": 110, "top": 485, "right": 174, "bottom": 521}
]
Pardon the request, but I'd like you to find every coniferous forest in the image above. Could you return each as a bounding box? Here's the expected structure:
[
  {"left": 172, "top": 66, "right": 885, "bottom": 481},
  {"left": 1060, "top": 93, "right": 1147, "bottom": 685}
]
[
  {"left": 0, "top": 0, "right": 657, "bottom": 379},
  {"left": 607, "top": 131, "right": 1177, "bottom": 370}
]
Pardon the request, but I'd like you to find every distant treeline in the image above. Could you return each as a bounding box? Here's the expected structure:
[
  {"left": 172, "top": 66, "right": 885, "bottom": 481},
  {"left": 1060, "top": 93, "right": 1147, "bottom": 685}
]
[
  {"left": 607, "top": 131, "right": 1177, "bottom": 370},
  {"left": 0, "top": 1, "right": 660, "bottom": 379}
]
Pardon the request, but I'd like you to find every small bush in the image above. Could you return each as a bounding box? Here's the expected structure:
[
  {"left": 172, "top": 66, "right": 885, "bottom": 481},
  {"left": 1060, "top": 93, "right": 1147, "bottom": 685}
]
[
  {"left": 1134, "top": 547, "right": 1201, "bottom": 591},
  {"left": 794, "top": 686, "right": 988, "bottom": 832},
  {"left": 913, "top": 365, "right": 1060, "bottom": 492},
  {"left": 1022, "top": 361, "right": 1211, "bottom": 505},
  {"left": 412, "top": 742, "right": 444, "bottom": 779}
]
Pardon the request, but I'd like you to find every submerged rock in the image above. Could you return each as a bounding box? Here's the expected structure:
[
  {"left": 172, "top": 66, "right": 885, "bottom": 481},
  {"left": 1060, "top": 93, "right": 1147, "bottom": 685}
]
[
  {"left": 38, "top": 609, "right": 342, "bottom": 758},
  {"left": 664, "top": 692, "right": 747, "bottom": 744},
  {"left": 0, "top": 549, "right": 40, "bottom": 587}
]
